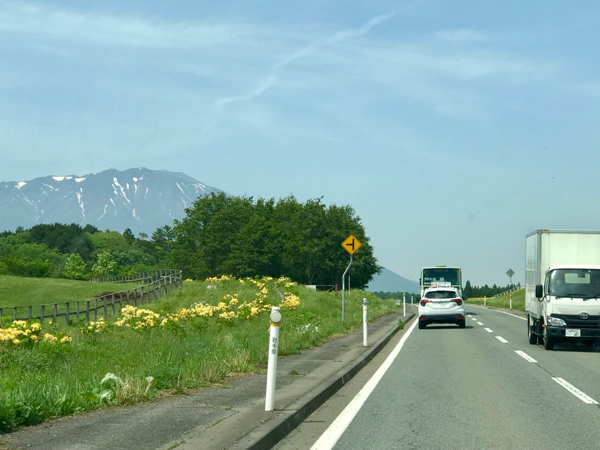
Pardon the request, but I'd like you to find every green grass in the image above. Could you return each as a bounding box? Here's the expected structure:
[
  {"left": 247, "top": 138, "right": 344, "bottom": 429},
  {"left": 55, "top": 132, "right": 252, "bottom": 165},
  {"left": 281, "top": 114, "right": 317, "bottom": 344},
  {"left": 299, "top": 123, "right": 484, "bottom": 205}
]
[
  {"left": 466, "top": 288, "right": 525, "bottom": 311},
  {"left": 0, "top": 276, "right": 399, "bottom": 433},
  {"left": 0, "top": 275, "right": 138, "bottom": 308}
]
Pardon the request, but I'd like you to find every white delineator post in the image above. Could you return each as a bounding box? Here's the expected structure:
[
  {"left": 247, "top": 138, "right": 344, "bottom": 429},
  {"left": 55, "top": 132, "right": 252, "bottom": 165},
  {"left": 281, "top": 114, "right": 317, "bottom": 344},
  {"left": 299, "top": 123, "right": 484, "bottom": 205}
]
[
  {"left": 362, "top": 298, "right": 368, "bottom": 346},
  {"left": 265, "top": 307, "right": 282, "bottom": 412}
]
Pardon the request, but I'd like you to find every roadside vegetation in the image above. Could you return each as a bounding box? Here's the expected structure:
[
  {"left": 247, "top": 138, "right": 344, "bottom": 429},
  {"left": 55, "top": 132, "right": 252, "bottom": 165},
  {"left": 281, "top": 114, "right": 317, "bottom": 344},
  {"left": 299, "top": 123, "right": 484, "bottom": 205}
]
[
  {"left": 0, "top": 193, "right": 392, "bottom": 433},
  {"left": 466, "top": 288, "right": 525, "bottom": 311},
  {"left": 0, "top": 275, "right": 397, "bottom": 433}
]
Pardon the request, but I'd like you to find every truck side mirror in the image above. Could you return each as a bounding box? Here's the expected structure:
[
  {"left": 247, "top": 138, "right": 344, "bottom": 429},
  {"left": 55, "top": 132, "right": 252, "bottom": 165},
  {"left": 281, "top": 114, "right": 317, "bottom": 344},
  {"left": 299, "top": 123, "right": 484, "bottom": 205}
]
[{"left": 535, "top": 284, "right": 543, "bottom": 298}]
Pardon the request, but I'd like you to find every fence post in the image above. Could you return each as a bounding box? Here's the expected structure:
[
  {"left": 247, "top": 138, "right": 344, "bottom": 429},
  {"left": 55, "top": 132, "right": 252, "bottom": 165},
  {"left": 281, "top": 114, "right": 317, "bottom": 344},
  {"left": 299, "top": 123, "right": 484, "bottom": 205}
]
[
  {"left": 103, "top": 297, "right": 107, "bottom": 319},
  {"left": 86, "top": 300, "right": 90, "bottom": 322},
  {"left": 13, "top": 307, "right": 17, "bottom": 321},
  {"left": 111, "top": 294, "right": 116, "bottom": 315},
  {"left": 28, "top": 305, "right": 32, "bottom": 320},
  {"left": 65, "top": 302, "right": 70, "bottom": 325},
  {"left": 53, "top": 304, "right": 57, "bottom": 324},
  {"left": 40, "top": 305, "right": 45, "bottom": 324}
]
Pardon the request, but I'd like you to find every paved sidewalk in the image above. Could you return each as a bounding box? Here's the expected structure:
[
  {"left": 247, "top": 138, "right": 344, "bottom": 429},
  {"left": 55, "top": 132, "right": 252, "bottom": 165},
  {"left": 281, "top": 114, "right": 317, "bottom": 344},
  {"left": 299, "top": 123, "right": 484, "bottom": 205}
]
[{"left": 1, "top": 305, "right": 416, "bottom": 450}]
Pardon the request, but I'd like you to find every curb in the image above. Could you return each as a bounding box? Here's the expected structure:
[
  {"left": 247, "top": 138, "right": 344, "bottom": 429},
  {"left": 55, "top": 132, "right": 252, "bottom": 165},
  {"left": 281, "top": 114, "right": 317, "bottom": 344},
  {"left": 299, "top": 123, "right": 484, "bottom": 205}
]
[{"left": 230, "top": 312, "right": 416, "bottom": 450}]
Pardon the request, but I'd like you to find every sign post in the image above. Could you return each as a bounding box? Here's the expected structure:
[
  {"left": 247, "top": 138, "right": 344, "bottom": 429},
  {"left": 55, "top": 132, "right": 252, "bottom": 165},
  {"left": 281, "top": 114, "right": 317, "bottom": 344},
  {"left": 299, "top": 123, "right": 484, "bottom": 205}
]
[{"left": 341, "top": 235, "right": 362, "bottom": 323}]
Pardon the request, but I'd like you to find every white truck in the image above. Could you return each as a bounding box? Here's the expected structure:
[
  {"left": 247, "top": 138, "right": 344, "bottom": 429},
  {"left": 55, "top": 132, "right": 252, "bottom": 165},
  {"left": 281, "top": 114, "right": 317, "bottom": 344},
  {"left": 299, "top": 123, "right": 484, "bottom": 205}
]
[{"left": 526, "top": 229, "right": 600, "bottom": 350}]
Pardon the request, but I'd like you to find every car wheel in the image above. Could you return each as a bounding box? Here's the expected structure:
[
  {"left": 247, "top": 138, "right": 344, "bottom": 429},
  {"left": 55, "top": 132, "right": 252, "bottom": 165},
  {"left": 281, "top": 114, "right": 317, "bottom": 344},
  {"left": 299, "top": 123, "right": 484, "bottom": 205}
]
[
  {"left": 418, "top": 321, "right": 426, "bottom": 329},
  {"left": 527, "top": 315, "right": 538, "bottom": 345},
  {"left": 543, "top": 326, "right": 554, "bottom": 350},
  {"left": 458, "top": 320, "right": 466, "bottom": 328}
]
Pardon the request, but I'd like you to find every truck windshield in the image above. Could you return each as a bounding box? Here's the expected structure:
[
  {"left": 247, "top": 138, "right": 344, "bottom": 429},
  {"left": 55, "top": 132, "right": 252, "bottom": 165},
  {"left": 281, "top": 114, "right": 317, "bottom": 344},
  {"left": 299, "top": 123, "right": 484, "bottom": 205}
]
[{"left": 549, "top": 269, "right": 600, "bottom": 298}]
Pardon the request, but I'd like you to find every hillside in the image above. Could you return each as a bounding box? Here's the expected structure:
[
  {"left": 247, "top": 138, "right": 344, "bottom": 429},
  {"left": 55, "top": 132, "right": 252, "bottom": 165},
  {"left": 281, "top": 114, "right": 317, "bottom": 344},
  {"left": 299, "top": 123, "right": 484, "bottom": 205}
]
[{"left": 366, "top": 267, "right": 420, "bottom": 294}]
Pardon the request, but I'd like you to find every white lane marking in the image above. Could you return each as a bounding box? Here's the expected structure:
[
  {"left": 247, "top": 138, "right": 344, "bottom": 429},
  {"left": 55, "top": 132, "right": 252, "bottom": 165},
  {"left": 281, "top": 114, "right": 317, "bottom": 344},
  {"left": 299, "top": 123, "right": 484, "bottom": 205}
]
[
  {"left": 496, "top": 336, "right": 508, "bottom": 344},
  {"left": 468, "top": 304, "right": 527, "bottom": 321},
  {"left": 477, "top": 322, "right": 484, "bottom": 326},
  {"left": 552, "top": 378, "right": 599, "bottom": 404},
  {"left": 515, "top": 350, "right": 537, "bottom": 363},
  {"left": 471, "top": 317, "right": 477, "bottom": 321},
  {"left": 484, "top": 328, "right": 493, "bottom": 333},
  {"left": 310, "top": 319, "right": 418, "bottom": 449}
]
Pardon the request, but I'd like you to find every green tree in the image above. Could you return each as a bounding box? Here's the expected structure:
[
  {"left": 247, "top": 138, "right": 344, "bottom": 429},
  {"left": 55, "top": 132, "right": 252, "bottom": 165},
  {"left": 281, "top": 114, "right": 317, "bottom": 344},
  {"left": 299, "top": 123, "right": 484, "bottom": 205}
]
[
  {"left": 92, "top": 252, "right": 118, "bottom": 279},
  {"left": 172, "top": 193, "right": 380, "bottom": 288},
  {"left": 63, "top": 253, "right": 87, "bottom": 280}
]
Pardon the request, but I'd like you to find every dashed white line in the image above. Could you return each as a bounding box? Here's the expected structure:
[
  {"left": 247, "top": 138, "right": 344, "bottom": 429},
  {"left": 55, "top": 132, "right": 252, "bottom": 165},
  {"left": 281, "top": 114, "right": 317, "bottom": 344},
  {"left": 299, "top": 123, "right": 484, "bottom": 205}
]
[
  {"left": 484, "top": 328, "right": 493, "bottom": 333},
  {"left": 477, "top": 321, "right": 484, "bottom": 326},
  {"left": 553, "top": 378, "right": 599, "bottom": 404},
  {"left": 515, "top": 350, "right": 537, "bottom": 363},
  {"left": 496, "top": 336, "right": 508, "bottom": 344},
  {"left": 471, "top": 317, "right": 477, "bottom": 321}
]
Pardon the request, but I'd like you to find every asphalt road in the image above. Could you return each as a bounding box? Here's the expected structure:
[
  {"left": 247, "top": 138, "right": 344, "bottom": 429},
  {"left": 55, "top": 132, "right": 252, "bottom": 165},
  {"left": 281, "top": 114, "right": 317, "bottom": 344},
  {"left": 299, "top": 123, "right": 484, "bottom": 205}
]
[{"left": 275, "top": 306, "right": 600, "bottom": 450}]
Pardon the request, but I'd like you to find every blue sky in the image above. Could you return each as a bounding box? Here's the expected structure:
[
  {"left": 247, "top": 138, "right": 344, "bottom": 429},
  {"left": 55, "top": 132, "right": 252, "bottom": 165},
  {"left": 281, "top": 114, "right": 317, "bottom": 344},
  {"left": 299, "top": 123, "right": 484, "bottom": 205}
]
[{"left": 2, "top": 0, "right": 600, "bottom": 287}]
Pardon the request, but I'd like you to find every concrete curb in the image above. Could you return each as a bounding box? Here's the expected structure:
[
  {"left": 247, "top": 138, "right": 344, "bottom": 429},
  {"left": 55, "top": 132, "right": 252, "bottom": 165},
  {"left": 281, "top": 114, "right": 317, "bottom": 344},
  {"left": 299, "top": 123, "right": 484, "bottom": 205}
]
[{"left": 230, "top": 312, "right": 416, "bottom": 450}]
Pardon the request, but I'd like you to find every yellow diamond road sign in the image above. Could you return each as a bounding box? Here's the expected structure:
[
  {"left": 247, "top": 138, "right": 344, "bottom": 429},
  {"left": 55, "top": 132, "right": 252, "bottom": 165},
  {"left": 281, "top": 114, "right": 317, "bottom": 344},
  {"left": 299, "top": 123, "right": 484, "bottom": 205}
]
[{"left": 342, "top": 235, "right": 362, "bottom": 255}]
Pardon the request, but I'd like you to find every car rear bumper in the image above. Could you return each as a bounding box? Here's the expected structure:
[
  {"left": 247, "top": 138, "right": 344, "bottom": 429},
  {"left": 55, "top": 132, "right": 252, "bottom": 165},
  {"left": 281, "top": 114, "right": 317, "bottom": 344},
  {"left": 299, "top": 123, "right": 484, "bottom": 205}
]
[{"left": 419, "top": 314, "right": 465, "bottom": 325}]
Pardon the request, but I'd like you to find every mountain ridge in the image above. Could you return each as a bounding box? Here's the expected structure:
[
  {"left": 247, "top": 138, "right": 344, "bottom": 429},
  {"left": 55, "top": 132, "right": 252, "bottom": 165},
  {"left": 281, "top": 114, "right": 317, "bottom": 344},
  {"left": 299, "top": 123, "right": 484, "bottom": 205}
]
[{"left": 0, "top": 167, "right": 222, "bottom": 234}]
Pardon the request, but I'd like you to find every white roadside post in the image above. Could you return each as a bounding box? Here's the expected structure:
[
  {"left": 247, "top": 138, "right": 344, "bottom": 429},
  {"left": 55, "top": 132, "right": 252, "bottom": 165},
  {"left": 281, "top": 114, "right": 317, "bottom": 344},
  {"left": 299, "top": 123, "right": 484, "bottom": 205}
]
[
  {"left": 362, "top": 298, "right": 368, "bottom": 346},
  {"left": 510, "top": 293, "right": 513, "bottom": 310},
  {"left": 484, "top": 295, "right": 487, "bottom": 307},
  {"left": 265, "top": 307, "right": 282, "bottom": 412}
]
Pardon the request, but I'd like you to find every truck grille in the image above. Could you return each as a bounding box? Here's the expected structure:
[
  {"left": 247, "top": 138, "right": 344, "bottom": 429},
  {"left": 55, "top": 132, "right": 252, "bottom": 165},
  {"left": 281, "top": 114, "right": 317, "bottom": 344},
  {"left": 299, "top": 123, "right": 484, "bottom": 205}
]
[{"left": 555, "top": 314, "right": 600, "bottom": 329}]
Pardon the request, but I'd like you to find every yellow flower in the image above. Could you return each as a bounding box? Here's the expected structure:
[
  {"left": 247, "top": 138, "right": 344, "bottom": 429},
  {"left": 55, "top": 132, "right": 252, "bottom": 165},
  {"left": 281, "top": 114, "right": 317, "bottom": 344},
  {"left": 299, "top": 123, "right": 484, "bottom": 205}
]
[{"left": 60, "top": 336, "right": 73, "bottom": 343}]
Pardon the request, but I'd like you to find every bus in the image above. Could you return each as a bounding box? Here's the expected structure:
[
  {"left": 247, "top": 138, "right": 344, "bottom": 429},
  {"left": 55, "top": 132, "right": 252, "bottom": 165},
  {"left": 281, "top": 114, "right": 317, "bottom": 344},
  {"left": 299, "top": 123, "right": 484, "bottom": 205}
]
[{"left": 420, "top": 266, "right": 462, "bottom": 297}]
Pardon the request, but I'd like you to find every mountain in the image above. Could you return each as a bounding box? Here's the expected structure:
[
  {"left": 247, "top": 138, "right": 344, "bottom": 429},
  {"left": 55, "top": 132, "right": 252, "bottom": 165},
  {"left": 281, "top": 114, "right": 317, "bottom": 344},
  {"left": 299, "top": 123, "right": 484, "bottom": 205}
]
[
  {"left": 0, "top": 168, "right": 223, "bottom": 234},
  {"left": 366, "top": 267, "right": 420, "bottom": 294}
]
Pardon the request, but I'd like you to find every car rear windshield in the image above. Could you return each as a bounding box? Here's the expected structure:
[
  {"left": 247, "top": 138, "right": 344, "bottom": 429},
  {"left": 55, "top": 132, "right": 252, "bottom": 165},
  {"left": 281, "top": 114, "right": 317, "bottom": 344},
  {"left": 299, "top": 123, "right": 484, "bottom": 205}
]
[{"left": 425, "top": 290, "right": 457, "bottom": 299}]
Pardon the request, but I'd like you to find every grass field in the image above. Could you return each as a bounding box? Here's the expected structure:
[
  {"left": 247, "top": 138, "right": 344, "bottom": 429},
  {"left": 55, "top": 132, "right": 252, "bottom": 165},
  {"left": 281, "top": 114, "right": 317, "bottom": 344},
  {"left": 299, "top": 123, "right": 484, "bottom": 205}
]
[
  {"left": 466, "top": 288, "right": 525, "bottom": 311},
  {"left": 0, "top": 275, "right": 400, "bottom": 433},
  {"left": 0, "top": 275, "right": 138, "bottom": 308}
]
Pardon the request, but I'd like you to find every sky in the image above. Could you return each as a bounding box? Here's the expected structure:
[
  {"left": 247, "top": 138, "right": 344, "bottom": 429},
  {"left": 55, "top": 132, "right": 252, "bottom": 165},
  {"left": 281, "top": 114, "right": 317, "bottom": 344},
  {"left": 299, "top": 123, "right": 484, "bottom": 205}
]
[{"left": 2, "top": 0, "right": 600, "bottom": 287}]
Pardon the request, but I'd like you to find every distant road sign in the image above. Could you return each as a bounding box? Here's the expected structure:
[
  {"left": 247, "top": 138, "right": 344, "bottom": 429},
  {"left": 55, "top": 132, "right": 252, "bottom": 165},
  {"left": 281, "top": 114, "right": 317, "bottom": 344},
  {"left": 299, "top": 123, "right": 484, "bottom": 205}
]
[
  {"left": 506, "top": 269, "right": 515, "bottom": 278},
  {"left": 342, "top": 235, "right": 362, "bottom": 255}
]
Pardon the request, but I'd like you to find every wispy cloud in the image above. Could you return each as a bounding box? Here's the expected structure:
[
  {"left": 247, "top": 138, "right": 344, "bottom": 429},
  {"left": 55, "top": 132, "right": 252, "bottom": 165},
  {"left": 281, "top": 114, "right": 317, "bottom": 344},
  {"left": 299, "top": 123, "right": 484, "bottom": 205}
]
[{"left": 213, "top": 9, "right": 403, "bottom": 111}]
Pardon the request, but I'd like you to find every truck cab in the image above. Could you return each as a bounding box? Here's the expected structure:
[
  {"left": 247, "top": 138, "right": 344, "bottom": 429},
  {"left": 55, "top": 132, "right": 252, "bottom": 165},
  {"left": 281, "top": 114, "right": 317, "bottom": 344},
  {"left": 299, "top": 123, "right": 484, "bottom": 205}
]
[{"left": 529, "top": 265, "right": 600, "bottom": 350}]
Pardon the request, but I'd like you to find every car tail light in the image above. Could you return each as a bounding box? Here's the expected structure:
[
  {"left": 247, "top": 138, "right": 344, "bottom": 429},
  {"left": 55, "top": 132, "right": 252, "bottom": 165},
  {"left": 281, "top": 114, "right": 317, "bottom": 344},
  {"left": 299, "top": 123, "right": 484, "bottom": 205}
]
[
  {"left": 451, "top": 298, "right": 463, "bottom": 306},
  {"left": 420, "top": 299, "right": 431, "bottom": 307}
]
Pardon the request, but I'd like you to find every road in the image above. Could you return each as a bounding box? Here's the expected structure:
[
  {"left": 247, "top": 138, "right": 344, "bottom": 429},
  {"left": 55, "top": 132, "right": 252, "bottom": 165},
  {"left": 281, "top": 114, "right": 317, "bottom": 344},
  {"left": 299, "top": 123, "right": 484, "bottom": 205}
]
[{"left": 274, "top": 306, "right": 600, "bottom": 450}]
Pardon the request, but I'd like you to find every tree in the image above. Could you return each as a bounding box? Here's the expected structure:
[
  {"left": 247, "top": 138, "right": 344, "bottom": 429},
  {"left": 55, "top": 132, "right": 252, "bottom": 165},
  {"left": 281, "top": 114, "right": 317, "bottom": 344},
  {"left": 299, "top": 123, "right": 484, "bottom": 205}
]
[
  {"left": 172, "top": 193, "right": 381, "bottom": 288},
  {"left": 63, "top": 254, "right": 87, "bottom": 280},
  {"left": 92, "top": 252, "right": 118, "bottom": 279}
]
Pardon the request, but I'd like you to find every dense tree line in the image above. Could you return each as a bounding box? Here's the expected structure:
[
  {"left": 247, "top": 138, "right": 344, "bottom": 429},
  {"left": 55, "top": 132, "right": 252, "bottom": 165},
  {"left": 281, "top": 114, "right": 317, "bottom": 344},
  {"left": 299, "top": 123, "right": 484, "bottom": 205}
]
[
  {"left": 0, "top": 193, "right": 381, "bottom": 288},
  {"left": 0, "top": 223, "right": 174, "bottom": 279},
  {"left": 171, "top": 193, "right": 380, "bottom": 288}
]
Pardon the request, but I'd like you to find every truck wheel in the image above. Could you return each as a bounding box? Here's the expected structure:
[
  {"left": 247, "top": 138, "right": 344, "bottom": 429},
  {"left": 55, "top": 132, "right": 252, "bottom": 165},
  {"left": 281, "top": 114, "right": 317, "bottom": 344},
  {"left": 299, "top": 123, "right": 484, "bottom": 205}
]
[
  {"left": 527, "top": 315, "right": 538, "bottom": 345},
  {"left": 543, "top": 327, "right": 554, "bottom": 350}
]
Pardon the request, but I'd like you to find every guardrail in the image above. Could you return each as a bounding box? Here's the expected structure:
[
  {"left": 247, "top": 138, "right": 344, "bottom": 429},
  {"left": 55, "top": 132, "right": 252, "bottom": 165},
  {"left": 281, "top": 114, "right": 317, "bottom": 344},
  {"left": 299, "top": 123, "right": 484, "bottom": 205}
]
[
  {"left": 0, "top": 269, "right": 182, "bottom": 325},
  {"left": 490, "top": 286, "right": 524, "bottom": 298}
]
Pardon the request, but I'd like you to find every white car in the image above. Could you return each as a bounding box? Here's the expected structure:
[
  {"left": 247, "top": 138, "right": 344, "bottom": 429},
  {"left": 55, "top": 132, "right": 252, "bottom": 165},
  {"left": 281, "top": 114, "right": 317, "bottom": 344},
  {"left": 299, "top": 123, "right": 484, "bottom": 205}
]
[{"left": 418, "top": 287, "right": 466, "bottom": 329}]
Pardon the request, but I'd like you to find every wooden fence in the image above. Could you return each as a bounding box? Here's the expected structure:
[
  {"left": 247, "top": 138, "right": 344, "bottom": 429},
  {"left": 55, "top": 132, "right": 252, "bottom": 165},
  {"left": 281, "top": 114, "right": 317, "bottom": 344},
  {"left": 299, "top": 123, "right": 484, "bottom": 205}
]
[{"left": 0, "top": 269, "right": 183, "bottom": 325}]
